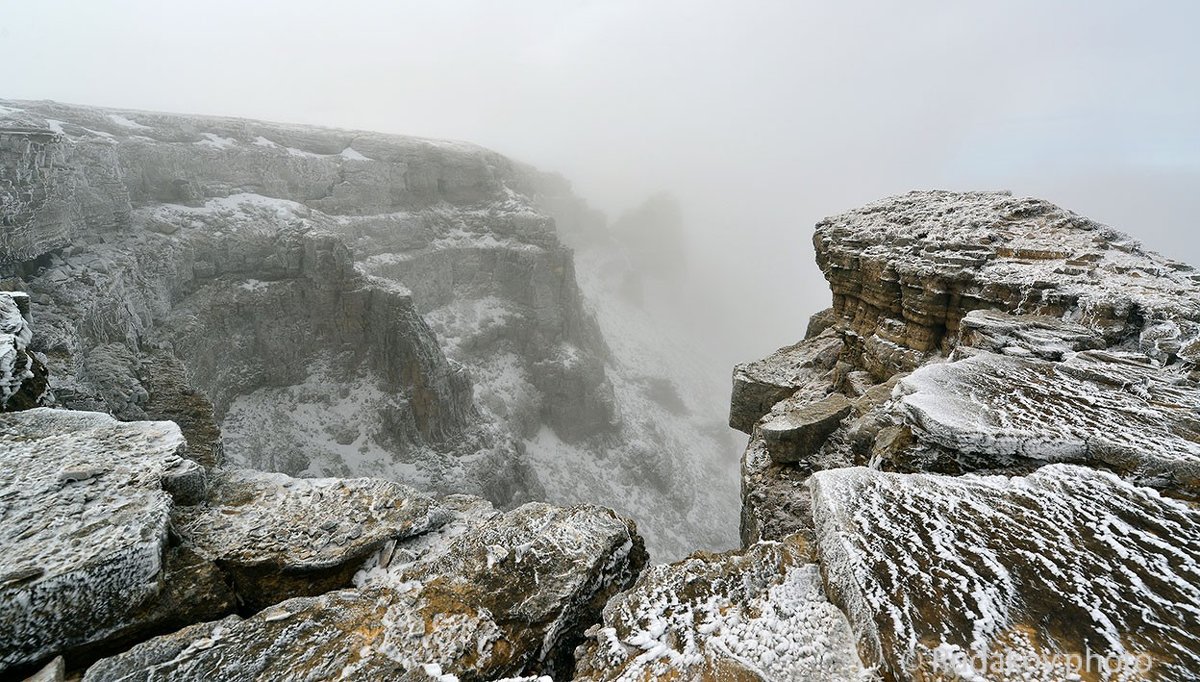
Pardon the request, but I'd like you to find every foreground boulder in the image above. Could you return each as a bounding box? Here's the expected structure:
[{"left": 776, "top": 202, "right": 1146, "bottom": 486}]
[
  {"left": 574, "top": 537, "right": 868, "bottom": 681},
  {"left": 0, "top": 409, "right": 211, "bottom": 673},
  {"left": 811, "top": 465, "right": 1200, "bottom": 680},
  {"left": 173, "top": 469, "right": 450, "bottom": 611},
  {"left": 85, "top": 502, "right": 646, "bottom": 681}
]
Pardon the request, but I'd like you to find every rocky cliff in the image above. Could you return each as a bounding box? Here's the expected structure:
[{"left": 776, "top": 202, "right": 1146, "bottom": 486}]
[
  {"left": 0, "top": 99, "right": 737, "bottom": 559},
  {"left": 714, "top": 190, "right": 1200, "bottom": 680}
]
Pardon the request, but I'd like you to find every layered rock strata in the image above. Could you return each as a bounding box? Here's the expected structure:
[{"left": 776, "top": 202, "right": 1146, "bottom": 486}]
[
  {"left": 731, "top": 190, "right": 1200, "bottom": 680},
  {"left": 0, "top": 99, "right": 736, "bottom": 558}
]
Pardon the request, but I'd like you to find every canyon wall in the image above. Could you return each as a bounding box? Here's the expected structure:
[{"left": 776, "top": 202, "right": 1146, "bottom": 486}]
[{"left": 0, "top": 99, "right": 736, "bottom": 558}]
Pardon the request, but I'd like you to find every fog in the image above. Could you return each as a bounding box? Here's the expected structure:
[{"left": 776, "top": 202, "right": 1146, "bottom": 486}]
[{"left": 4, "top": 0, "right": 1197, "bottom": 379}]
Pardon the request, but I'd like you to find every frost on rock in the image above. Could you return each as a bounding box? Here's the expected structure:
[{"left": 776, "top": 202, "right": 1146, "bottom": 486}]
[
  {"left": 0, "top": 408, "right": 199, "bottom": 673},
  {"left": 814, "top": 190, "right": 1200, "bottom": 382},
  {"left": 363, "top": 502, "right": 648, "bottom": 678},
  {"left": 574, "top": 537, "right": 871, "bottom": 681},
  {"left": 729, "top": 329, "right": 842, "bottom": 433},
  {"left": 896, "top": 349, "right": 1200, "bottom": 493},
  {"left": 173, "top": 469, "right": 450, "bottom": 611},
  {"left": 811, "top": 465, "right": 1200, "bottom": 681},
  {"left": 0, "top": 291, "right": 48, "bottom": 411},
  {"left": 87, "top": 502, "right": 647, "bottom": 681}
]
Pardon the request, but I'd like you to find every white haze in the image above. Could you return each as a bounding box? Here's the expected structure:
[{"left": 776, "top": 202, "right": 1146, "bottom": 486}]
[{"left": 2, "top": 0, "right": 1197, "bottom": 422}]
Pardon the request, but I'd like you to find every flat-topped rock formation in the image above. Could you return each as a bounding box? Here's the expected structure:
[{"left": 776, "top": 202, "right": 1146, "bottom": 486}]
[{"left": 729, "top": 190, "right": 1200, "bottom": 680}]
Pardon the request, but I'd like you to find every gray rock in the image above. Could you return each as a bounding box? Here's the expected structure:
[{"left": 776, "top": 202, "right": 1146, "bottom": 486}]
[
  {"left": 87, "top": 503, "right": 646, "bottom": 681},
  {"left": 21, "top": 656, "right": 64, "bottom": 682},
  {"left": 0, "top": 291, "right": 48, "bottom": 411},
  {"left": 729, "top": 331, "right": 842, "bottom": 433},
  {"left": 173, "top": 469, "right": 450, "bottom": 611},
  {"left": 0, "top": 409, "right": 203, "bottom": 673},
  {"left": 897, "top": 349, "right": 1200, "bottom": 493},
  {"left": 574, "top": 536, "right": 866, "bottom": 681},
  {"left": 759, "top": 392, "right": 852, "bottom": 464},
  {"left": 811, "top": 465, "right": 1200, "bottom": 681}
]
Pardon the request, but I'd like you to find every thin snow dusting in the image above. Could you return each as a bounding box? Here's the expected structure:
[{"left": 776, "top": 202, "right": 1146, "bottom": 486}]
[
  {"left": 0, "top": 409, "right": 192, "bottom": 669},
  {"left": 897, "top": 349, "right": 1200, "bottom": 487},
  {"left": 810, "top": 464, "right": 1200, "bottom": 680},
  {"left": 0, "top": 292, "right": 33, "bottom": 407},
  {"left": 575, "top": 539, "right": 870, "bottom": 680},
  {"left": 107, "top": 113, "right": 151, "bottom": 130}
]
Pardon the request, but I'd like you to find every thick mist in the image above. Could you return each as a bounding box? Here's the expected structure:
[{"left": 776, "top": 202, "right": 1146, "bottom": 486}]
[{"left": 4, "top": 0, "right": 1197, "bottom": 443}]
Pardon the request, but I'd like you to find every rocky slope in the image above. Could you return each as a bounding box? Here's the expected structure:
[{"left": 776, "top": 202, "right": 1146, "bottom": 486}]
[{"left": 0, "top": 99, "right": 737, "bottom": 559}]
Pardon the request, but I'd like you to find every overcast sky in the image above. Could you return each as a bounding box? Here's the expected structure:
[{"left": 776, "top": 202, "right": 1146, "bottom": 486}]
[{"left": 3, "top": 0, "right": 1197, "bottom": 365}]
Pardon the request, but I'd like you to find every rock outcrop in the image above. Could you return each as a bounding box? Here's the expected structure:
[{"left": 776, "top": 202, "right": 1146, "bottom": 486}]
[
  {"left": 812, "top": 464, "right": 1200, "bottom": 680},
  {"left": 731, "top": 190, "right": 1200, "bottom": 680},
  {"left": 0, "top": 409, "right": 217, "bottom": 672},
  {"left": 0, "top": 291, "right": 48, "bottom": 410}
]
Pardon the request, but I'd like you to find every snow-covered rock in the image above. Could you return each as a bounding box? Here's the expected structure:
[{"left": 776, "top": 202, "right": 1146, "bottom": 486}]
[
  {"left": 0, "top": 409, "right": 204, "bottom": 673},
  {"left": 0, "top": 98, "right": 730, "bottom": 558},
  {"left": 173, "top": 469, "right": 450, "bottom": 611},
  {"left": 896, "top": 349, "right": 1200, "bottom": 492},
  {"left": 730, "top": 190, "right": 1200, "bottom": 680},
  {"left": 86, "top": 502, "right": 645, "bottom": 681},
  {"left": 574, "top": 537, "right": 870, "bottom": 681},
  {"left": 0, "top": 291, "right": 48, "bottom": 411},
  {"left": 811, "top": 465, "right": 1200, "bottom": 681},
  {"left": 729, "top": 328, "right": 842, "bottom": 433}
]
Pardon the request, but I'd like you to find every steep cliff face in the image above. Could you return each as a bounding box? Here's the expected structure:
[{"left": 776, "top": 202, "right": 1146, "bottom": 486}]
[
  {"left": 0, "top": 99, "right": 736, "bottom": 558},
  {"left": 728, "top": 190, "right": 1200, "bottom": 680}
]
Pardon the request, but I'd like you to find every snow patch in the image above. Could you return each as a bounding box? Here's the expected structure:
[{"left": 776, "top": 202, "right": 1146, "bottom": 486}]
[{"left": 107, "top": 113, "right": 151, "bottom": 130}]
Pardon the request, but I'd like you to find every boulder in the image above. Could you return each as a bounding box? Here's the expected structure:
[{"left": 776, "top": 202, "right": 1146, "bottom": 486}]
[
  {"left": 86, "top": 502, "right": 646, "bottom": 681},
  {"left": 896, "top": 349, "right": 1200, "bottom": 494},
  {"left": 0, "top": 409, "right": 210, "bottom": 674},
  {"left": 173, "top": 469, "right": 450, "bottom": 611},
  {"left": 729, "top": 331, "right": 842, "bottom": 433},
  {"left": 759, "top": 392, "right": 853, "bottom": 464}
]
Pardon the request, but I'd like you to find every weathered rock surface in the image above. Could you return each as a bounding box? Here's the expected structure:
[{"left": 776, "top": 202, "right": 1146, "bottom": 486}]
[
  {"left": 0, "top": 409, "right": 206, "bottom": 673},
  {"left": 86, "top": 502, "right": 646, "bottom": 681},
  {"left": 760, "top": 392, "right": 852, "bottom": 464},
  {"left": 814, "top": 189, "right": 1200, "bottom": 378},
  {"left": 730, "top": 190, "right": 1200, "bottom": 681},
  {"left": 174, "top": 469, "right": 449, "bottom": 611},
  {"left": 896, "top": 349, "right": 1200, "bottom": 493},
  {"left": 574, "top": 537, "right": 869, "bottom": 681},
  {"left": 0, "top": 290, "right": 48, "bottom": 410},
  {"left": 812, "top": 465, "right": 1200, "bottom": 680},
  {"left": 729, "top": 329, "right": 841, "bottom": 433}
]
